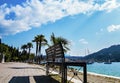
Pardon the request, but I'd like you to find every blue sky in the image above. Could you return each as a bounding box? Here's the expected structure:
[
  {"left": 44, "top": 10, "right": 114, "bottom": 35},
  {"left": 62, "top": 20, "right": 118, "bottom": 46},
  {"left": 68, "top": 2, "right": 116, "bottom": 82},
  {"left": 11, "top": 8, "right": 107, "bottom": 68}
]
[{"left": 1, "top": 0, "right": 120, "bottom": 56}]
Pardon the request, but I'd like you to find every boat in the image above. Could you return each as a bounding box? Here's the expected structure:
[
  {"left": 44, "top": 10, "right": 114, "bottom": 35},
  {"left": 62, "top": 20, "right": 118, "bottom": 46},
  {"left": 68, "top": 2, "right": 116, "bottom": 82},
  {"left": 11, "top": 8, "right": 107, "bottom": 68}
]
[
  {"left": 85, "top": 48, "right": 94, "bottom": 65},
  {"left": 87, "top": 61, "right": 94, "bottom": 64},
  {"left": 104, "top": 60, "right": 112, "bottom": 64},
  {"left": 104, "top": 53, "right": 112, "bottom": 64}
]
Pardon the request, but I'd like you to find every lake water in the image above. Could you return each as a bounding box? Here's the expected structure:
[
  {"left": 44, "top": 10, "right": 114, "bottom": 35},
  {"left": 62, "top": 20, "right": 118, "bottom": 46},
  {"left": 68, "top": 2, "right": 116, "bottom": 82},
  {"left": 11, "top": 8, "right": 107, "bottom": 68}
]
[{"left": 71, "top": 62, "right": 120, "bottom": 78}]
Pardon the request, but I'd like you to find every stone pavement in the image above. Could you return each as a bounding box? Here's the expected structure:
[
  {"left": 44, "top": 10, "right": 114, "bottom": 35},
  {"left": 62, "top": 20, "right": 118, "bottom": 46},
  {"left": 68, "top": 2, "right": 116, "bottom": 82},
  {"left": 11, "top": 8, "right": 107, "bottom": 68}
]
[
  {"left": 0, "top": 62, "right": 83, "bottom": 83},
  {"left": 0, "top": 62, "right": 59, "bottom": 83}
]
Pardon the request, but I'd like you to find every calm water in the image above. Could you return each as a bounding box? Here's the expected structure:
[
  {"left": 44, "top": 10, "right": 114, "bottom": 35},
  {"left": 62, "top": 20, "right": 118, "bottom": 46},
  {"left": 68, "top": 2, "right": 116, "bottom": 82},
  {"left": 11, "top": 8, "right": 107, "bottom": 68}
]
[
  {"left": 87, "top": 62, "right": 120, "bottom": 77},
  {"left": 71, "top": 62, "right": 120, "bottom": 77}
]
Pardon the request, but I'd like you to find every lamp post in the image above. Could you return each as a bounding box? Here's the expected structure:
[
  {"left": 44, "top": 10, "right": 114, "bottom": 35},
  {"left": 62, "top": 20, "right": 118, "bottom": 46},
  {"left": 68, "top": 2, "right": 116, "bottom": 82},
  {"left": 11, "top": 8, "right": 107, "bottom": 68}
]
[
  {"left": 0, "top": 38, "right": 1, "bottom": 53},
  {"left": 0, "top": 38, "right": 1, "bottom": 62},
  {"left": 0, "top": 38, "right": 5, "bottom": 63},
  {"left": 2, "top": 54, "right": 5, "bottom": 63}
]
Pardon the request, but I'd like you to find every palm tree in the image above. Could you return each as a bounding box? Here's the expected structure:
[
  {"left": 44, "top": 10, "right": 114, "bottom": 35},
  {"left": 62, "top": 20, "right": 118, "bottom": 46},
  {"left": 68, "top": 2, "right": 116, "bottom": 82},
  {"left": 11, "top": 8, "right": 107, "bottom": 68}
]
[
  {"left": 50, "top": 33, "right": 56, "bottom": 44},
  {"left": 27, "top": 42, "right": 33, "bottom": 55},
  {"left": 32, "top": 36, "right": 39, "bottom": 63},
  {"left": 21, "top": 44, "right": 27, "bottom": 52},
  {"left": 27, "top": 42, "right": 33, "bottom": 62},
  {"left": 50, "top": 33, "right": 70, "bottom": 53},
  {"left": 50, "top": 33, "right": 70, "bottom": 74},
  {"left": 32, "top": 36, "right": 39, "bottom": 57},
  {"left": 37, "top": 35, "right": 48, "bottom": 58},
  {"left": 21, "top": 44, "right": 28, "bottom": 62},
  {"left": 33, "top": 34, "right": 48, "bottom": 63}
]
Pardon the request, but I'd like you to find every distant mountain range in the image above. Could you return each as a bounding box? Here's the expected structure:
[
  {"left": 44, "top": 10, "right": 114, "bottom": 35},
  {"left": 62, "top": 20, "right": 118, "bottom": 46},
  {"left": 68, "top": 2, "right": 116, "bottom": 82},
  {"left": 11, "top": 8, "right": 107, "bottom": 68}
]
[
  {"left": 83, "top": 44, "right": 120, "bottom": 62},
  {"left": 66, "top": 44, "right": 120, "bottom": 62}
]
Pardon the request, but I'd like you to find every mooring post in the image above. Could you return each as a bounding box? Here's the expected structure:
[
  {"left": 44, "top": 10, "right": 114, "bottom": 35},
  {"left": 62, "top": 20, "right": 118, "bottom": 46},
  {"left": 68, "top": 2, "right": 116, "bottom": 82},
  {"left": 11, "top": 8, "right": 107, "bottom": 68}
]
[
  {"left": 83, "top": 63, "right": 87, "bottom": 83},
  {"left": 46, "top": 62, "right": 49, "bottom": 76}
]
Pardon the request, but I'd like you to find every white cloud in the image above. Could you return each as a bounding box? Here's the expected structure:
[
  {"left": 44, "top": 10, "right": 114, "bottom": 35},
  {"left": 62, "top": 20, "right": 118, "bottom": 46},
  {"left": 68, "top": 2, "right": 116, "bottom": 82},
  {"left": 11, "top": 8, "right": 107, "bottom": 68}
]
[
  {"left": 0, "top": 0, "right": 120, "bottom": 37},
  {"left": 79, "top": 39, "right": 88, "bottom": 44},
  {"left": 98, "top": 0, "right": 120, "bottom": 12},
  {"left": 107, "top": 24, "right": 120, "bottom": 32}
]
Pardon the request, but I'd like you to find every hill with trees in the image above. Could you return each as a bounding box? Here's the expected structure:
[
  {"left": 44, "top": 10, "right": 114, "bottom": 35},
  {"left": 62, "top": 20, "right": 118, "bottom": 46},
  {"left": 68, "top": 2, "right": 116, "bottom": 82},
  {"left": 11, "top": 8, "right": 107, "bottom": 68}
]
[{"left": 84, "top": 44, "right": 120, "bottom": 62}]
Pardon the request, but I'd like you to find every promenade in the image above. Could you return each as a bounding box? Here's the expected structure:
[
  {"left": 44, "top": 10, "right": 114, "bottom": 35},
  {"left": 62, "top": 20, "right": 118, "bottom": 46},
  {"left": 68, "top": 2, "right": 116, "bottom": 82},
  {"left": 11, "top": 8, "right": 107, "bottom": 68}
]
[
  {"left": 0, "top": 62, "right": 83, "bottom": 83},
  {"left": 1, "top": 62, "right": 120, "bottom": 83},
  {"left": 0, "top": 62, "right": 59, "bottom": 83}
]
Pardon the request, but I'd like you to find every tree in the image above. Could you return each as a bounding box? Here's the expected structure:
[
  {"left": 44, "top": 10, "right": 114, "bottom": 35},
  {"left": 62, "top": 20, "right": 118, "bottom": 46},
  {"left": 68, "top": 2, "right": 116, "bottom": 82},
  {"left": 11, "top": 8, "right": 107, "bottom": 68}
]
[
  {"left": 21, "top": 44, "right": 27, "bottom": 51},
  {"left": 27, "top": 42, "right": 33, "bottom": 62},
  {"left": 0, "top": 42, "right": 20, "bottom": 62},
  {"left": 50, "top": 33, "right": 70, "bottom": 53},
  {"left": 37, "top": 35, "right": 47, "bottom": 59},
  {"left": 33, "top": 34, "right": 48, "bottom": 63},
  {"left": 32, "top": 36, "right": 39, "bottom": 57},
  {"left": 50, "top": 33, "right": 70, "bottom": 74},
  {"left": 21, "top": 44, "right": 28, "bottom": 62},
  {"left": 50, "top": 33, "right": 56, "bottom": 44},
  {"left": 27, "top": 42, "right": 33, "bottom": 55},
  {"left": 29, "top": 53, "right": 35, "bottom": 63}
]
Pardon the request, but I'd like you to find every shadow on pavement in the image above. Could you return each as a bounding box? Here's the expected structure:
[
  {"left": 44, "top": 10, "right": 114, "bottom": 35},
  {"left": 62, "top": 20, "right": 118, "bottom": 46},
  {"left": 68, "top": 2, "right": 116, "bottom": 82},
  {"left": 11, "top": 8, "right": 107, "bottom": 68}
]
[
  {"left": 9, "top": 67, "right": 45, "bottom": 70},
  {"left": 9, "top": 75, "right": 60, "bottom": 83},
  {"left": 9, "top": 76, "right": 29, "bottom": 83},
  {"left": 33, "top": 75, "right": 60, "bottom": 83}
]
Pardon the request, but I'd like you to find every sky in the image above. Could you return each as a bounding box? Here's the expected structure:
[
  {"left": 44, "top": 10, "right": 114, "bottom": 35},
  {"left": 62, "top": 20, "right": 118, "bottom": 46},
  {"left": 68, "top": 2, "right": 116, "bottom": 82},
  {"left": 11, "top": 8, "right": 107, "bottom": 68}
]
[{"left": 1, "top": 0, "right": 120, "bottom": 56}]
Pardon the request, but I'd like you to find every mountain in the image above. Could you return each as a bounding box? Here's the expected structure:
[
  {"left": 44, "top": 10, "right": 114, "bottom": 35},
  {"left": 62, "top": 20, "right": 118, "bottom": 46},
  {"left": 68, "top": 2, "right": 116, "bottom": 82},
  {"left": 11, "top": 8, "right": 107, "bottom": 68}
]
[
  {"left": 65, "top": 55, "right": 84, "bottom": 61},
  {"left": 84, "top": 44, "right": 120, "bottom": 62}
]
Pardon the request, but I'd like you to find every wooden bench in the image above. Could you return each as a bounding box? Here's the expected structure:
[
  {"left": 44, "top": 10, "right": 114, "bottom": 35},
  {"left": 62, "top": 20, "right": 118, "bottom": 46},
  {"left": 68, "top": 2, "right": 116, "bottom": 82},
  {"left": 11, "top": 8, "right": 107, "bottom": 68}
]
[{"left": 45, "top": 43, "right": 87, "bottom": 83}]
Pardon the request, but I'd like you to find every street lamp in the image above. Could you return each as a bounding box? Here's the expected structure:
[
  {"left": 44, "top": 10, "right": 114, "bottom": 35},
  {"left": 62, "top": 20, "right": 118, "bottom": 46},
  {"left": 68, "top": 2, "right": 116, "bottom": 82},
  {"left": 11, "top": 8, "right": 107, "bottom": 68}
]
[{"left": 0, "top": 38, "right": 5, "bottom": 63}]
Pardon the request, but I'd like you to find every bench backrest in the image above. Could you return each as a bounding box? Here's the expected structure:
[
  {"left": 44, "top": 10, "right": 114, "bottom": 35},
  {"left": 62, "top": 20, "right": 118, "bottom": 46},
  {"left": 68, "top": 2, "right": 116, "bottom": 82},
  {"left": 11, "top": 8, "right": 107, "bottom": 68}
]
[
  {"left": 46, "top": 43, "right": 87, "bottom": 83},
  {"left": 46, "top": 43, "right": 65, "bottom": 62}
]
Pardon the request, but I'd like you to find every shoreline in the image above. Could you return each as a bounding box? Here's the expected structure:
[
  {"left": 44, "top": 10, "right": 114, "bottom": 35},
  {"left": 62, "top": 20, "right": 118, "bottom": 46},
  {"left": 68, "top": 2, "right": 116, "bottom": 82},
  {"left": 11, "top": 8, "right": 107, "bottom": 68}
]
[
  {"left": 66, "top": 66, "right": 120, "bottom": 83},
  {"left": 77, "top": 70, "right": 120, "bottom": 79},
  {"left": 87, "top": 71, "right": 120, "bottom": 80},
  {"left": 87, "top": 71, "right": 120, "bottom": 83},
  {"left": 38, "top": 64, "right": 120, "bottom": 83},
  {"left": 70, "top": 70, "right": 120, "bottom": 83}
]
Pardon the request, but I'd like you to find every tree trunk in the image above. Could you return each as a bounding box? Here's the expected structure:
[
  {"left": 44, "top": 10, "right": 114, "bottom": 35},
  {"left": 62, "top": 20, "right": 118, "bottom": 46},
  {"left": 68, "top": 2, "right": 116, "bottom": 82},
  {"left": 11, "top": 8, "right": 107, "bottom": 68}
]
[{"left": 38, "top": 42, "right": 42, "bottom": 64}]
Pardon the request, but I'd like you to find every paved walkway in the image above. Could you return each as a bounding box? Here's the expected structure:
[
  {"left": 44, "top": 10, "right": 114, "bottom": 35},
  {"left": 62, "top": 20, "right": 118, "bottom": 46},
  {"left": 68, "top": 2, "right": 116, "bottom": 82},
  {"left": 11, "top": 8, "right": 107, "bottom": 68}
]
[
  {"left": 0, "top": 62, "right": 59, "bottom": 83},
  {"left": 0, "top": 62, "right": 82, "bottom": 83}
]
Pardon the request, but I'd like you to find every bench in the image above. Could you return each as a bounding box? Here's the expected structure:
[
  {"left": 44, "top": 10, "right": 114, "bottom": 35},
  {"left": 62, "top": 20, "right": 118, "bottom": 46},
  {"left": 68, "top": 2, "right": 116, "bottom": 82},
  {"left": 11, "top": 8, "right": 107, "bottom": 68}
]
[{"left": 45, "top": 43, "right": 87, "bottom": 83}]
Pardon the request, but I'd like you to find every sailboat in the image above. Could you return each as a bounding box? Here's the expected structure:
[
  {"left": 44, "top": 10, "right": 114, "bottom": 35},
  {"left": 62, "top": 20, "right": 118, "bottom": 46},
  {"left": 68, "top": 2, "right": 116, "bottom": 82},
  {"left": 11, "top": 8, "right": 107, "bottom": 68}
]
[
  {"left": 104, "top": 60, "right": 112, "bottom": 64},
  {"left": 85, "top": 48, "right": 94, "bottom": 64},
  {"left": 104, "top": 53, "right": 112, "bottom": 64}
]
